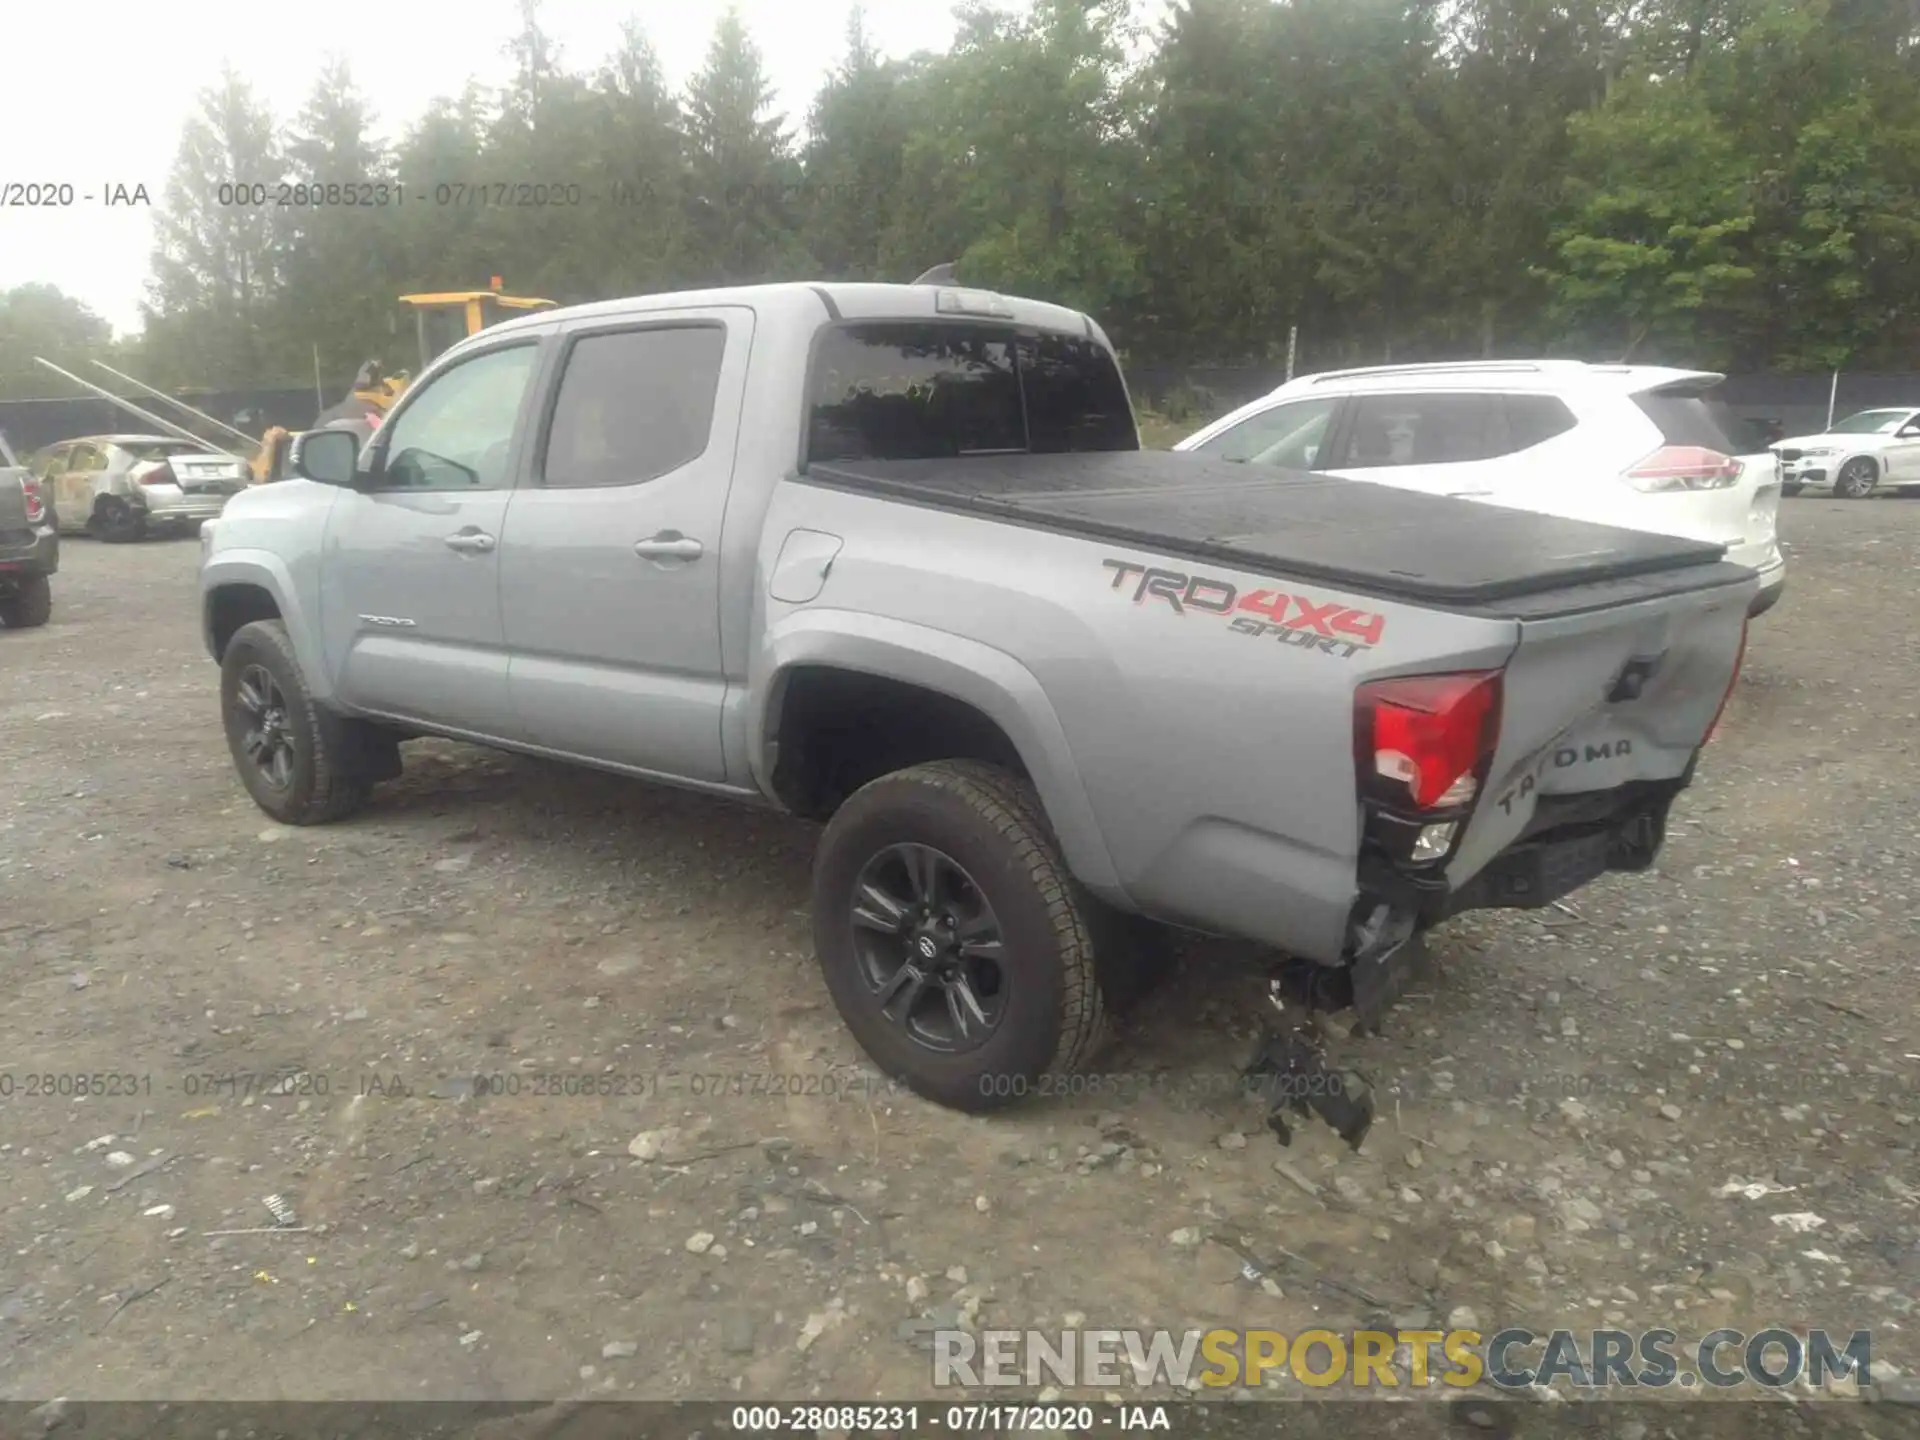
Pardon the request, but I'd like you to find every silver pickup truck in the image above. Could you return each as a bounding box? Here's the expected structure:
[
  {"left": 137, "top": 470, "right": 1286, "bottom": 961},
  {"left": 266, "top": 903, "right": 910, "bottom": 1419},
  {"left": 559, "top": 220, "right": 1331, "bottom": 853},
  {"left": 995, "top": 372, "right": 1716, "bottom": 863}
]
[{"left": 198, "top": 281, "right": 1754, "bottom": 1114}]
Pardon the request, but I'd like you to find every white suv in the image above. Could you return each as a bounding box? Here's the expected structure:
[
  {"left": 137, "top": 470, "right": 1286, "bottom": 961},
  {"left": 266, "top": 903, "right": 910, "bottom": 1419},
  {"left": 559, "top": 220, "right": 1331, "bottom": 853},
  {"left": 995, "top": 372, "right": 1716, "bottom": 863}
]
[
  {"left": 1774, "top": 407, "right": 1920, "bottom": 498},
  {"left": 1174, "top": 361, "right": 1786, "bottom": 617}
]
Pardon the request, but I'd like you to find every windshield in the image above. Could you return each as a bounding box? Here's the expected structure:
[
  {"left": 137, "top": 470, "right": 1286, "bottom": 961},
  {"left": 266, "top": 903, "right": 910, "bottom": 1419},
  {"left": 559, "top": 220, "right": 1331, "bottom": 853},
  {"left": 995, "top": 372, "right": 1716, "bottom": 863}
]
[
  {"left": 806, "top": 321, "right": 1137, "bottom": 463},
  {"left": 1829, "top": 409, "right": 1912, "bottom": 435},
  {"left": 119, "top": 440, "right": 217, "bottom": 462}
]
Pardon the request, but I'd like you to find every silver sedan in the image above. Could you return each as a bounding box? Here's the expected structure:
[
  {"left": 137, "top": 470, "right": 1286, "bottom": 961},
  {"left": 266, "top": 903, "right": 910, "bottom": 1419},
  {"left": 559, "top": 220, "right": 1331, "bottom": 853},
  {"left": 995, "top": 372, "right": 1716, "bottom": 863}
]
[{"left": 28, "top": 433, "right": 249, "bottom": 542}]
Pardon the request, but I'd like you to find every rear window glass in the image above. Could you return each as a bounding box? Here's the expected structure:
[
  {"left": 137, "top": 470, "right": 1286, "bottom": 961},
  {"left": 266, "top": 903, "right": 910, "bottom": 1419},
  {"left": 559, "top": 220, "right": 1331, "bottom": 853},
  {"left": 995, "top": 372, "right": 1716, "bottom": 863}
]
[
  {"left": 1633, "top": 389, "right": 1741, "bottom": 452},
  {"left": 806, "top": 322, "right": 1136, "bottom": 463}
]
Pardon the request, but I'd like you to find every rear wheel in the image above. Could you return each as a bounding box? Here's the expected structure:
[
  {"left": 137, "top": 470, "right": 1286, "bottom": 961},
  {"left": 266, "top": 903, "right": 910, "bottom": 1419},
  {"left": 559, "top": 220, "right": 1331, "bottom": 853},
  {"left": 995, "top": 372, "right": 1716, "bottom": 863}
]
[
  {"left": 95, "top": 498, "right": 147, "bottom": 542},
  {"left": 0, "top": 575, "right": 51, "bottom": 628},
  {"left": 811, "top": 760, "right": 1110, "bottom": 1112},
  {"left": 1834, "top": 458, "right": 1878, "bottom": 499}
]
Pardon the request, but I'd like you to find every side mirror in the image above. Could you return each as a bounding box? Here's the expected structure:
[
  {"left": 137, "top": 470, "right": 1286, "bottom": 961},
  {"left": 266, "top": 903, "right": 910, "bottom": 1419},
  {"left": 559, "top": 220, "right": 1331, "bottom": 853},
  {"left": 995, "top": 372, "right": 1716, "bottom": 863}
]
[{"left": 290, "top": 428, "right": 360, "bottom": 487}]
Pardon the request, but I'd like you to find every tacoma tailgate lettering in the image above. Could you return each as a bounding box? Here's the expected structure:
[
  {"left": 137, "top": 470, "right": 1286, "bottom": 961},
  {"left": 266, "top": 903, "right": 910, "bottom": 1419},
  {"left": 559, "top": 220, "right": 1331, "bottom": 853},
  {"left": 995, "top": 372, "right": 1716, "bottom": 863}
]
[{"left": 1492, "top": 737, "right": 1636, "bottom": 816}]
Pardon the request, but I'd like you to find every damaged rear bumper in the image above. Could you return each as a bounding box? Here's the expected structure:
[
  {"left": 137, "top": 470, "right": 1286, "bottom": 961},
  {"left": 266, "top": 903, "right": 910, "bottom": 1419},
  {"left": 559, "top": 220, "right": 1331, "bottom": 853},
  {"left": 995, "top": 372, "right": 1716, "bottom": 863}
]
[
  {"left": 1364, "top": 776, "right": 1684, "bottom": 926},
  {"left": 1240, "top": 778, "right": 1691, "bottom": 1151}
]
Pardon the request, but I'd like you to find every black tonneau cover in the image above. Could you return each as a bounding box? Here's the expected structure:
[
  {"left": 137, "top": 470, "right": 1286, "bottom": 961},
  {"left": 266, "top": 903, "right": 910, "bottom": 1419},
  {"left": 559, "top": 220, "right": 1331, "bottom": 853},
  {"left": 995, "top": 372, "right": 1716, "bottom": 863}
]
[{"left": 803, "top": 452, "right": 1741, "bottom": 610}]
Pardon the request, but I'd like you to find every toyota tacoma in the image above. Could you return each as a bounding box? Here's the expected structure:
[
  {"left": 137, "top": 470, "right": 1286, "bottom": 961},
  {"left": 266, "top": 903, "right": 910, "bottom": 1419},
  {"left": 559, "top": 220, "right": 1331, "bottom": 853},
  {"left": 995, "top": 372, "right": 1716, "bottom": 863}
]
[{"left": 197, "top": 281, "right": 1754, "bottom": 1119}]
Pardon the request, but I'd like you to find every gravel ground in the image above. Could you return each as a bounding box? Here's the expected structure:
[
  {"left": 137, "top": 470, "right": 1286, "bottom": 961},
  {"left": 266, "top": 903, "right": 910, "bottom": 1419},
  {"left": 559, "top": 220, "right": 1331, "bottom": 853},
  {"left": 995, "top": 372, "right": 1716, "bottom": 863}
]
[{"left": 1, "top": 501, "right": 1915, "bottom": 1409}]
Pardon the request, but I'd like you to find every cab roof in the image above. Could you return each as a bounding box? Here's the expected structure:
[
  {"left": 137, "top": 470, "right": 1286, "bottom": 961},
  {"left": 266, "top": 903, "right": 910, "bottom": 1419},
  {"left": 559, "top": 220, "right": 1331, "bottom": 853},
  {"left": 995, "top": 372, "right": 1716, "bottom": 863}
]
[{"left": 475, "top": 281, "right": 1097, "bottom": 347}]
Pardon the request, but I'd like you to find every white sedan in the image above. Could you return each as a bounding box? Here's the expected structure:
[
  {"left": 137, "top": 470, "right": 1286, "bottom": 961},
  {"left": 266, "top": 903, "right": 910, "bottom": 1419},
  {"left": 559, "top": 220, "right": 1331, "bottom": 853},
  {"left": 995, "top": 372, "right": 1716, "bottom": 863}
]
[{"left": 1775, "top": 408, "right": 1920, "bottom": 498}]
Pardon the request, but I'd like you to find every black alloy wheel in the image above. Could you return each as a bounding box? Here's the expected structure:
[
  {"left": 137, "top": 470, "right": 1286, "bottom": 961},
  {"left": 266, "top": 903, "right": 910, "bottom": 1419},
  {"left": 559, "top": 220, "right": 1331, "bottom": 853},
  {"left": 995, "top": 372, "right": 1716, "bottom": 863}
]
[
  {"left": 850, "top": 842, "right": 1010, "bottom": 1053},
  {"left": 233, "top": 663, "right": 298, "bottom": 792}
]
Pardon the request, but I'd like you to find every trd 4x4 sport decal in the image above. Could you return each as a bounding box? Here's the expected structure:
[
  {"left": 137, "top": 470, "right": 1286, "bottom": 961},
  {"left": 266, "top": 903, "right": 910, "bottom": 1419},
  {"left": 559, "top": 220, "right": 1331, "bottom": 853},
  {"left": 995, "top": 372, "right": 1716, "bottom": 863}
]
[{"left": 1102, "top": 558, "right": 1386, "bottom": 660}]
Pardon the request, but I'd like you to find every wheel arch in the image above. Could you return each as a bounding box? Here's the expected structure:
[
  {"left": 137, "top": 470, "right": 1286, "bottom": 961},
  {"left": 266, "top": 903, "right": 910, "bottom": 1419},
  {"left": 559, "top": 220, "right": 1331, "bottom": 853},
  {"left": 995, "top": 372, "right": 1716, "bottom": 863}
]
[
  {"left": 752, "top": 613, "right": 1126, "bottom": 902},
  {"left": 201, "top": 552, "right": 337, "bottom": 704}
]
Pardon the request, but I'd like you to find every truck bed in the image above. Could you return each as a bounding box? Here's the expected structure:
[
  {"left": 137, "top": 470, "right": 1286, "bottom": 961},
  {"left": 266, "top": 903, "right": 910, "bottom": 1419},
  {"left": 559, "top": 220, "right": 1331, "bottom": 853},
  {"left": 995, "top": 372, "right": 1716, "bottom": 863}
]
[{"left": 802, "top": 453, "right": 1750, "bottom": 613}]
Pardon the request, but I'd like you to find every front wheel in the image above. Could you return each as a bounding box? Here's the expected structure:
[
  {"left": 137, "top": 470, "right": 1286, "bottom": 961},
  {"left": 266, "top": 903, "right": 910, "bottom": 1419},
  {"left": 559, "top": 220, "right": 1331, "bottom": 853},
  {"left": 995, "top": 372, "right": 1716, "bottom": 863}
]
[
  {"left": 0, "top": 575, "right": 51, "bottom": 628},
  {"left": 811, "top": 760, "right": 1109, "bottom": 1112},
  {"left": 1779, "top": 482, "right": 1802, "bottom": 497},
  {"left": 220, "top": 619, "right": 372, "bottom": 825},
  {"left": 1834, "top": 458, "right": 1878, "bottom": 499}
]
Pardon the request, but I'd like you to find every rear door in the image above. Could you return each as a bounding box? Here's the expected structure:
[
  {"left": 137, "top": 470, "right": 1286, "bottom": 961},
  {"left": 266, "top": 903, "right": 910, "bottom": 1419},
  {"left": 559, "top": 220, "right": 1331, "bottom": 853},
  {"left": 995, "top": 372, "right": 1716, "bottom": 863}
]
[
  {"left": 498, "top": 307, "right": 750, "bottom": 783},
  {"left": 1320, "top": 391, "right": 1519, "bottom": 498}
]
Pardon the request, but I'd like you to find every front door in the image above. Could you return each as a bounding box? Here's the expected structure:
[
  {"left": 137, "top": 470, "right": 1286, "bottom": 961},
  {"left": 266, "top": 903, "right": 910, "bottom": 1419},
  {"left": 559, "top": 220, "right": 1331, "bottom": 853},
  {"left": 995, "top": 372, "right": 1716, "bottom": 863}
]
[
  {"left": 1881, "top": 416, "right": 1920, "bottom": 483},
  {"left": 318, "top": 339, "right": 545, "bottom": 739},
  {"left": 499, "top": 308, "right": 752, "bottom": 783}
]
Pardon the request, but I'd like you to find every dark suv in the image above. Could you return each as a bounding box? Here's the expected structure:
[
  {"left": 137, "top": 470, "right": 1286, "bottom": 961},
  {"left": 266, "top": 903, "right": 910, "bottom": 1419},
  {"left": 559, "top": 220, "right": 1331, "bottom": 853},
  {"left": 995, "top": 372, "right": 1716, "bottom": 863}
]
[{"left": 0, "top": 433, "right": 58, "bottom": 628}]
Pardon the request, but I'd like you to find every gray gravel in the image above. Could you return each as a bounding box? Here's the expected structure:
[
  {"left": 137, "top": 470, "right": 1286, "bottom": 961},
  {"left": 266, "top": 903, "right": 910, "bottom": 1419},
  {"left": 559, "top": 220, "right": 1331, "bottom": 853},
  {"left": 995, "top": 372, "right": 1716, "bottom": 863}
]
[{"left": 0, "top": 501, "right": 1914, "bottom": 1403}]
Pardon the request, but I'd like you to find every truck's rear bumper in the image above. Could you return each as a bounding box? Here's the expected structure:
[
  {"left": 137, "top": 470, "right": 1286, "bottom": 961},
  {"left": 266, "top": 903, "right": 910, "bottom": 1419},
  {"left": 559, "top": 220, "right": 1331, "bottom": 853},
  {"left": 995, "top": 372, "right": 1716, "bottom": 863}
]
[
  {"left": 1358, "top": 775, "right": 1687, "bottom": 932},
  {"left": 0, "top": 523, "right": 59, "bottom": 577}
]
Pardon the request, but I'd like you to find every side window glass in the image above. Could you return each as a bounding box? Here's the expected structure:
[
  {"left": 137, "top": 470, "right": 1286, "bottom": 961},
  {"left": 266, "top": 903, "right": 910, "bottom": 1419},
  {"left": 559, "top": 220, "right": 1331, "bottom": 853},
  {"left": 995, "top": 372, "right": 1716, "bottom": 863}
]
[
  {"left": 1504, "top": 394, "right": 1579, "bottom": 452},
  {"left": 1340, "top": 394, "right": 1504, "bottom": 468},
  {"left": 32, "top": 450, "right": 66, "bottom": 479},
  {"left": 541, "top": 325, "right": 727, "bottom": 488},
  {"left": 378, "top": 345, "right": 539, "bottom": 491},
  {"left": 1191, "top": 397, "right": 1338, "bottom": 468},
  {"left": 68, "top": 445, "right": 102, "bottom": 473}
]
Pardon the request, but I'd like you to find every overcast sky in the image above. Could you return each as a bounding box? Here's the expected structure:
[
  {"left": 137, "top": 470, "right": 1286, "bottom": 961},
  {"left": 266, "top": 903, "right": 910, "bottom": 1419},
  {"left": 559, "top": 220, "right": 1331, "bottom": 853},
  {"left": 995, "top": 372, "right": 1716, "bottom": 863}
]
[{"left": 0, "top": 0, "right": 976, "bottom": 337}]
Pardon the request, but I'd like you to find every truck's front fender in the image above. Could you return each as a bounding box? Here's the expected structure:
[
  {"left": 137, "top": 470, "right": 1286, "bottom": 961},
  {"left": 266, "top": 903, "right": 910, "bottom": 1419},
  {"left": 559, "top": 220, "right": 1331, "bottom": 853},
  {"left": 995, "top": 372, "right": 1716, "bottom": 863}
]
[
  {"left": 751, "top": 609, "right": 1127, "bottom": 902},
  {"left": 200, "top": 549, "right": 336, "bottom": 706}
]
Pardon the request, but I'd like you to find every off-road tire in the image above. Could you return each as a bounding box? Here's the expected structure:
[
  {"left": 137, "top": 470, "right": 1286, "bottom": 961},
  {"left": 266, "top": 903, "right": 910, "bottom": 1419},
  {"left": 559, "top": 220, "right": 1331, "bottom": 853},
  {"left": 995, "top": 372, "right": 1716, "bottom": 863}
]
[
  {"left": 0, "top": 575, "right": 52, "bottom": 628},
  {"left": 985, "top": 771, "right": 1181, "bottom": 1013},
  {"left": 812, "top": 759, "right": 1109, "bottom": 1111},
  {"left": 95, "top": 498, "right": 147, "bottom": 542},
  {"left": 1834, "top": 458, "right": 1878, "bottom": 499},
  {"left": 220, "top": 619, "right": 373, "bottom": 825}
]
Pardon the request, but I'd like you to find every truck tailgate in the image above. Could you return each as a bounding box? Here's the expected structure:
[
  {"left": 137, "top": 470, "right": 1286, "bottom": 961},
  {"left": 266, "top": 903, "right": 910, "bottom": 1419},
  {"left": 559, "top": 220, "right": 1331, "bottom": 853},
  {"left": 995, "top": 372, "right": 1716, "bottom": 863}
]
[
  {"left": 1445, "top": 569, "right": 1751, "bottom": 889},
  {"left": 806, "top": 452, "right": 1731, "bottom": 608}
]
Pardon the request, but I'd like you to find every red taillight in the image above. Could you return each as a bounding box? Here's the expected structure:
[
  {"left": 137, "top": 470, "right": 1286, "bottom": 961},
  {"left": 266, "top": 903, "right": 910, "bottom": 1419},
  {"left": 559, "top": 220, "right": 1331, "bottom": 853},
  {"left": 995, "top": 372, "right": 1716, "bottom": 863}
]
[
  {"left": 136, "top": 462, "right": 176, "bottom": 487},
  {"left": 1703, "top": 620, "right": 1749, "bottom": 745},
  {"left": 1623, "top": 446, "right": 1743, "bottom": 492},
  {"left": 21, "top": 477, "right": 44, "bottom": 523},
  {"left": 1356, "top": 671, "right": 1504, "bottom": 810}
]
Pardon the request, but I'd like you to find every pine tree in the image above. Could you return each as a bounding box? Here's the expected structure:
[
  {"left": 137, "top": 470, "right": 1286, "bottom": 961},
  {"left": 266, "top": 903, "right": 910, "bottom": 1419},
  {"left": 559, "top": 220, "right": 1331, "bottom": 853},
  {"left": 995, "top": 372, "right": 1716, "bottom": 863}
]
[
  {"left": 684, "top": 9, "right": 813, "bottom": 282},
  {"left": 143, "top": 69, "right": 288, "bottom": 386}
]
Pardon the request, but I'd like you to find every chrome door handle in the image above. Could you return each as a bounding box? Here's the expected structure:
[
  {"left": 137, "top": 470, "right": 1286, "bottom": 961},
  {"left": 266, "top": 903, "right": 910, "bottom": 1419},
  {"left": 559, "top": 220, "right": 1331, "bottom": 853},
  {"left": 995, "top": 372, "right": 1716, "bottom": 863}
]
[
  {"left": 445, "top": 531, "right": 496, "bottom": 553},
  {"left": 634, "top": 534, "right": 704, "bottom": 560}
]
